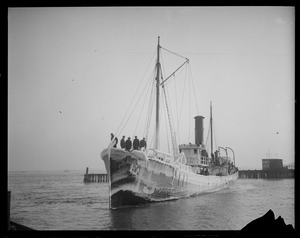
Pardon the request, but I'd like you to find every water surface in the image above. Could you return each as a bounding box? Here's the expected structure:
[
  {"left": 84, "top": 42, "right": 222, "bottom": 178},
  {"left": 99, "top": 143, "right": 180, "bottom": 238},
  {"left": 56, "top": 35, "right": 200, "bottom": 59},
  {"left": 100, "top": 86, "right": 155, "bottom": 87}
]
[{"left": 8, "top": 171, "right": 294, "bottom": 230}]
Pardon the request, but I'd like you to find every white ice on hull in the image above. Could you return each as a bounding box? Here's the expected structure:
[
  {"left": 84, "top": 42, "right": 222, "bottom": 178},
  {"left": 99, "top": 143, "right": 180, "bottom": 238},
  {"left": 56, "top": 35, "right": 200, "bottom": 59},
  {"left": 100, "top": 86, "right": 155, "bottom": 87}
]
[{"left": 101, "top": 148, "right": 238, "bottom": 208}]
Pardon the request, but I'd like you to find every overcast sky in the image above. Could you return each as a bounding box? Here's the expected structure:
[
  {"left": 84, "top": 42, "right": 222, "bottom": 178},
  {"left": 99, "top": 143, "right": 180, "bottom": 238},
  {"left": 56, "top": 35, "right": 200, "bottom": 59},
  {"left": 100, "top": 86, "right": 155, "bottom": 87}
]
[{"left": 8, "top": 7, "right": 294, "bottom": 172}]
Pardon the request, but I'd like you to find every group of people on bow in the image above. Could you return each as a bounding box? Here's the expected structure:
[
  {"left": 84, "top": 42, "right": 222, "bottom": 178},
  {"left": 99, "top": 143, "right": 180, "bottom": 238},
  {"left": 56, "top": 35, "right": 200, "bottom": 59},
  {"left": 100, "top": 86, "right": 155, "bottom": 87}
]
[{"left": 110, "top": 133, "right": 147, "bottom": 151}]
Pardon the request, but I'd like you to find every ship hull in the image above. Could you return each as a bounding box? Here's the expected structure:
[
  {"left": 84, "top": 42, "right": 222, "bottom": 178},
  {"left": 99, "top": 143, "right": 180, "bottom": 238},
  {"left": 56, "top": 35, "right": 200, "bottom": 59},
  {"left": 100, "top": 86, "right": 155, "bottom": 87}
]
[{"left": 101, "top": 148, "right": 238, "bottom": 209}]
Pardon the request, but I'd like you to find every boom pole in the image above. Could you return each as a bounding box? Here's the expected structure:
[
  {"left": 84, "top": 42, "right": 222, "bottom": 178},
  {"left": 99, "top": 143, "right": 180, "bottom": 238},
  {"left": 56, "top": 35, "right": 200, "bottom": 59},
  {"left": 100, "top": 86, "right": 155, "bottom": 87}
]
[{"left": 154, "top": 36, "right": 161, "bottom": 150}]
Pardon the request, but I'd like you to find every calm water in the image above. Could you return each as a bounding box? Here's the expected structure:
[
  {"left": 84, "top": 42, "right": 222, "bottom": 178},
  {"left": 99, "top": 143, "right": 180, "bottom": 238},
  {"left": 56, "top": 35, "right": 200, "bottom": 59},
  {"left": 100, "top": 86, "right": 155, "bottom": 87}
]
[{"left": 8, "top": 170, "right": 295, "bottom": 230}]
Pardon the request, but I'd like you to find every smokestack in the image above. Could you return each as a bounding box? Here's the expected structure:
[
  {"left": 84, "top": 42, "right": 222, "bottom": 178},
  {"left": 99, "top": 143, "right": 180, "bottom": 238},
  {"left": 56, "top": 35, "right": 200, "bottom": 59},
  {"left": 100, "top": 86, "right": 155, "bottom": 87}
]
[{"left": 194, "top": 116, "right": 205, "bottom": 146}]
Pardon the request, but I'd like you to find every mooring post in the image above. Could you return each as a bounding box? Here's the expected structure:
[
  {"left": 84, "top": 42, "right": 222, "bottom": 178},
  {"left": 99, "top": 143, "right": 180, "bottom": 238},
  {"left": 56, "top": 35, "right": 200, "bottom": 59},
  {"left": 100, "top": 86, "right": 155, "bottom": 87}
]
[{"left": 86, "top": 167, "right": 89, "bottom": 175}]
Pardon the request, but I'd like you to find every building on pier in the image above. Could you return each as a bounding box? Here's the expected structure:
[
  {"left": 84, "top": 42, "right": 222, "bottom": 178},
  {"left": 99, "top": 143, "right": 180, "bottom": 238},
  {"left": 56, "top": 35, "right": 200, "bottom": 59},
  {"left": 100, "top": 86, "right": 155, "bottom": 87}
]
[{"left": 238, "top": 158, "right": 294, "bottom": 179}]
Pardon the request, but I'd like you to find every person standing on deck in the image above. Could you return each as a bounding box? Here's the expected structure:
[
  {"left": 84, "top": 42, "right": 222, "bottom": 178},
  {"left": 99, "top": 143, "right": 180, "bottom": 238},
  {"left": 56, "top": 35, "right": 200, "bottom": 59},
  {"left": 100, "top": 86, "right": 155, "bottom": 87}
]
[
  {"left": 133, "top": 136, "right": 140, "bottom": 150},
  {"left": 120, "top": 136, "right": 126, "bottom": 149},
  {"left": 125, "top": 137, "right": 132, "bottom": 151},
  {"left": 140, "top": 137, "right": 147, "bottom": 150},
  {"left": 110, "top": 133, "right": 118, "bottom": 148}
]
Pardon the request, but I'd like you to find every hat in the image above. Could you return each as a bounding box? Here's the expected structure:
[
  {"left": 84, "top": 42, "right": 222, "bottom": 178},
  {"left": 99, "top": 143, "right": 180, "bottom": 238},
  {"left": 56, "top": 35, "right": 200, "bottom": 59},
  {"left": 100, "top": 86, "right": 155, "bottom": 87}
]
[{"left": 128, "top": 137, "right": 131, "bottom": 139}]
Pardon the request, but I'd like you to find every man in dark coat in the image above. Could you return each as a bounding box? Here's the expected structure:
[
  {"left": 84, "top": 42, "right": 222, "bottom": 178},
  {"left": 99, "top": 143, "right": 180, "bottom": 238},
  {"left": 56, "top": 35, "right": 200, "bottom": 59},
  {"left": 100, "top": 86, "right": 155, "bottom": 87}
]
[
  {"left": 125, "top": 137, "right": 132, "bottom": 151},
  {"left": 140, "top": 137, "right": 147, "bottom": 149},
  {"left": 133, "top": 136, "right": 140, "bottom": 150},
  {"left": 110, "top": 133, "right": 118, "bottom": 148},
  {"left": 120, "top": 136, "right": 126, "bottom": 149}
]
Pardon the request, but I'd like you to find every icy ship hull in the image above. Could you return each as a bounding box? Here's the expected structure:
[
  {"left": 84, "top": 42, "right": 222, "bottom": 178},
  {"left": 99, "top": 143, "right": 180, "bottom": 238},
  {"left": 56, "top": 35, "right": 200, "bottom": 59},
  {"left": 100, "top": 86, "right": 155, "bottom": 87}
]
[{"left": 101, "top": 148, "right": 238, "bottom": 209}]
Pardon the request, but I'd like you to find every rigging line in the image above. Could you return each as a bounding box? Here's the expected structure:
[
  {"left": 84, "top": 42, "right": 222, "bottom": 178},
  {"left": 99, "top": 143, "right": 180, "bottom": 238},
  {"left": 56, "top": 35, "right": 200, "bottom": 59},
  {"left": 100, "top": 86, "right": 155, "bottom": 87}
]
[
  {"left": 173, "top": 74, "right": 180, "bottom": 146},
  {"left": 115, "top": 49, "right": 156, "bottom": 136},
  {"left": 133, "top": 70, "right": 155, "bottom": 137},
  {"left": 159, "top": 59, "right": 189, "bottom": 86},
  {"left": 160, "top": 49, "right": 166, "bottom": 80},
  {"left": 161, "top": 70, "right": 176, "bottom": 141},
  {"left": 160, "top": 49, "right": 185, "bottom": 126},
  {"left": 149, "top": 125, "right": 155, "bottom": 149},
  {"left": 161, "top": 49, "right": 184, "bottom": 146},
  {"left": 118, "top": 70, "right": 155, "bottom": 137},
  {"left": 156, "top": 92, "right": 165, "bottom": 149},
  {"left": 162, "top": 90, "right": 170, "bottom": 153},
  {"left": 188, "top": 63, "right": 199, "bottom": 115},
  {"left": 146, "top": 71, "right": 157, "bottom": 138},
  {"left": 174, "top": 73, "right": 179, "bottom": 126},
  {"left": 213, "top": 118, "right": 218, "bottom": 152},
  {"left": 144, "top": 76, "right": 156, "bottom": 138},
  {"left": 177, "top": 64, "right": 188, "bottom": 143},
  {"left": 160, "top": 46, "right": 188, "bottom": 60},
  {"left": 171, "top": 63, "right": 188, "bottom": 145},
  {"left": 166, "top": 85, "right": 177, "bottom": 145},
  {"left": 205, "top": 119, "right": 211, "bottom": 153},
  {"left": 145, "top": 91, "right": 155, "bottom": 140},
  {"left": 188, "top": 67, "right": 191, "bottom": 143},
  {"left": 160, "top": 48, "right": 188, "bottom": 86},
  {"left": 162, "top": 83, "right": 178, "bottom": 155},
  {"left": 162, "top": 86, "right": 172, "bottom": 154},
  {"left": 160, "top": 50, "right": 171, "bottom": 151},
  {"left": 135, "top": 69, "right": 156, "bottom": 136},
  {"left": 164, "top": 85, "right": 175, "bottom": 149}
]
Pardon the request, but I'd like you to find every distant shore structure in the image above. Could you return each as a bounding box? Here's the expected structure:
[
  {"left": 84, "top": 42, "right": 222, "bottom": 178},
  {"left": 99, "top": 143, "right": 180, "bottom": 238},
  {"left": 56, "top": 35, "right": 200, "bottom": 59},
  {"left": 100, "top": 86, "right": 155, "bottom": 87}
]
[
  {"left": 239, "top": 158, "right": 294, "bottom": 179},
  {"left": 83, "top": 167, "right": 107, "bottom": 182}
]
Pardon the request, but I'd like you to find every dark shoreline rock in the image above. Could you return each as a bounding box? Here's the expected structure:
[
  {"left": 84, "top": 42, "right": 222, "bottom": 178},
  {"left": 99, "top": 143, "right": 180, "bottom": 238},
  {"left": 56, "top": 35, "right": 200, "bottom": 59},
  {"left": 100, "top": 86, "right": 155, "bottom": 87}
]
[{"left": 238, "top": 209, "right": 294, "bottom": 235}]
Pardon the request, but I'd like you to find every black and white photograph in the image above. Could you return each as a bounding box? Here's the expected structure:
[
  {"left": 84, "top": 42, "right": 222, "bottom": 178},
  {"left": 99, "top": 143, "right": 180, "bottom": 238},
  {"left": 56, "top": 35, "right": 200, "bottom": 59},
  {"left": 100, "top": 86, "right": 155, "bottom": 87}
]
[{"left": 7, "top": 7, "right": 294, "bottom": 232}]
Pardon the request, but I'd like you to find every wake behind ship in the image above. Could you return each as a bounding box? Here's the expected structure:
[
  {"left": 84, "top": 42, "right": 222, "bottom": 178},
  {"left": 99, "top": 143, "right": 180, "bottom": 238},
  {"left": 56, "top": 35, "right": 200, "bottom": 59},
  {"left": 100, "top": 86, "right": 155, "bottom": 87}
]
[{"left": 101, "top": 37, "right": 238, "bottom": 209}]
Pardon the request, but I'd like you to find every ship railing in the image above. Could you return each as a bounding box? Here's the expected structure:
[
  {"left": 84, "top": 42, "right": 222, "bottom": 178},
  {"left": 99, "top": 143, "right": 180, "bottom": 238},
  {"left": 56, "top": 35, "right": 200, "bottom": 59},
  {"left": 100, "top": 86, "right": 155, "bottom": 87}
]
[
  {"left": 179, "top": 143, "right": 199, "bottom": 148},
  {"left": 147, "top": 149, "right": 193, "bottom": 173},
  {"left": 179, "top": 144, "right": 205, "bottom": 149},
  {"left": 147, "top": 149, "right": 174, "bottom": 164}
]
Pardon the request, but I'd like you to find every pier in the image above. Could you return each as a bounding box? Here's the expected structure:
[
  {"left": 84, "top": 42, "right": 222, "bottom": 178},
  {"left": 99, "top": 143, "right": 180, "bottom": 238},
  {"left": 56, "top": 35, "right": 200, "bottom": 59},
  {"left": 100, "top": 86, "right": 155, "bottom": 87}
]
[
  {"left": 82, "top": 166, "right": 294, "bottom": 181},
  {"left": 238, "top": 168, "right": 294, "bottom": 179},
  {"left": 83, "top": 167, "right": 108, "bottom": 183},
  {"left": 239, "top": 159, "right": 294, "bottom": 179}
]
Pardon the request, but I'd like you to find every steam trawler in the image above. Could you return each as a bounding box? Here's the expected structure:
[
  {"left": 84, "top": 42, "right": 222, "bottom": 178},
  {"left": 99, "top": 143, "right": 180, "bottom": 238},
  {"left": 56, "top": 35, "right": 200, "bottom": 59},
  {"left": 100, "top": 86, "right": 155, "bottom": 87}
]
[{"left": 101, "top": 37, "right": 238, "bottom": 209}]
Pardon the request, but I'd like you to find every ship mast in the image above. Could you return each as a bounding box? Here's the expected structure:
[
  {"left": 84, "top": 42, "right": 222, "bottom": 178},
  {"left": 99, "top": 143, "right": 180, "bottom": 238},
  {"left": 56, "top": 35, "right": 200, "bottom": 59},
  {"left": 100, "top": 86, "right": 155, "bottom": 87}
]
[
  {"left": 210, "top": 101, "right": 213, "bottom": 156},
  {"left": 154, "top": 36, "right": 161, "bottom": 150}
]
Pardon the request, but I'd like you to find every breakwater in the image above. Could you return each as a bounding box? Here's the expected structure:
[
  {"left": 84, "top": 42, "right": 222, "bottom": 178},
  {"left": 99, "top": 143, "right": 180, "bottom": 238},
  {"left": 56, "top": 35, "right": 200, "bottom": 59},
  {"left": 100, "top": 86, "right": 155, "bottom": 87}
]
[
  {"left": 83, "top": 167, "right": 294, "bottom": 182},
  {"left": 238, "top": 169, "right": 294, "bottom": 179}
]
